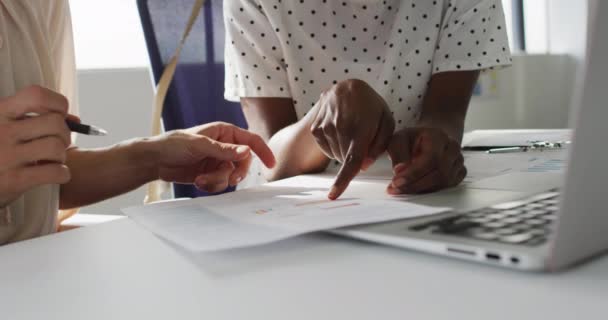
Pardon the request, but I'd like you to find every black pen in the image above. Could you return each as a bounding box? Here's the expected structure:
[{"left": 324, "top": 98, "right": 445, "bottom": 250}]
[{"left": 66, "top": 119, "right": 108, "bottom": 136}]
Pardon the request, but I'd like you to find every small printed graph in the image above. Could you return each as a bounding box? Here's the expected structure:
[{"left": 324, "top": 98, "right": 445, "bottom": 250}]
[
  {"left": 294, "top": 198, "right": 361, "bottom": 211},
  {"left": 253, "top": 199, "right": 362, "bottom": 215},
  {"left": 526, "top": 159, "right": 566, "bottom": 173},
  {"left": 294, "top": 199, "right": 332, "bottom": 207},
  {"left": 322, "top": 202, "right": 361, "bottom": 210},
  {"left": 255, "top": 208, "right": 273, "bottom": 215}
]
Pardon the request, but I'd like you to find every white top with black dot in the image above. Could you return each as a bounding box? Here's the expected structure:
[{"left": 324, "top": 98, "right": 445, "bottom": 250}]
[{"left": 223, "top": 0, "right": 512, "bottom": 186}]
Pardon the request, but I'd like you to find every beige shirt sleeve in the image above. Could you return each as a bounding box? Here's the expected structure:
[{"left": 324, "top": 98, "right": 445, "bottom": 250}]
[{"left": 0, "top": 0, "right": 78, "bottom": 244}]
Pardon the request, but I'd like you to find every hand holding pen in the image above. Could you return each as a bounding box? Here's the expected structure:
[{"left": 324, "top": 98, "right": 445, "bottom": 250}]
[
  {"left": 0, "top": 88, "right": 72, "bottom": 208},
  {"left": 65, "top": 115, "right": 107, "bottom": 136},
  {"left": 0, "top": 86, "right": 108, "bottom": 211}
]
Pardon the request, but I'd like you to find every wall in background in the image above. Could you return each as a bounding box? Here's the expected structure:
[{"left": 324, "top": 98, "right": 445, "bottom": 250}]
[
  {"left": 472, "top": 0, "right": 590, "bottom": 132},
  {"left": 547, "top": 0, "right": 588, "bottom": 63},
  {"left": 77, "top": 69, "right": 154, "bottom": 215},
  {"left": 69, "top": 0, "right": 148, "bottom": 69},
  {"left": 523, "top": 0, "right": 588, "bottom": 61},
  {"left": 465, "top": 54, "right": 576, "bottom": 131}
]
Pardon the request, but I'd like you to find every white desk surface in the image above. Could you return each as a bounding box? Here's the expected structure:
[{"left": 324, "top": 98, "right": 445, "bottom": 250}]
[{"left": 1, "top": 177, "right": 607, "bottom": 319}]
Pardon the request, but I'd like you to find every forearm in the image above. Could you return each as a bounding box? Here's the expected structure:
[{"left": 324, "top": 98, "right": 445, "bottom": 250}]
[
  {"left": 59, "top": 139, "right": 157, "bottom": 209},
  {"left": 417, "top": 112, "right": 466, "bottom": 142},
  {"left": 265, "top": 110, "right": 330, "bottom": 181},
  {"left": 417, "top": 71, "right": 480, "bottom": 142},
  {"left": 241, "top": 98, "right": 330, "bottom": 181}
]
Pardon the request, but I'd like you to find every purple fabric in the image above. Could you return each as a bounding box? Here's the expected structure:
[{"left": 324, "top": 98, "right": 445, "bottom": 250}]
[{"left": 138, "top": 0, "right": 245, "bottom": 198}]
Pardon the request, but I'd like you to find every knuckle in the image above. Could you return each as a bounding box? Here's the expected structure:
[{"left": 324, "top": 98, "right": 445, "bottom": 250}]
[
  {"left": 57, "top": 95, "right": 69, "bottom": 114},
  {"left": 334, "top": 120, "right": 352, "bottom": 133},
  {"left": 24, "top": 85, "right": 46, "bottom": 99},
  {"left": 323, "top": 122, "right": 338, "bottom": 135},
  {"left": 333, "top": 79, "right": 356, "bottom": 96},
  {"left": 24, "top": 85, "right": 49, "bottom": 107},
  {"left": 343, "top": 78, "right": 367, "bottom": 92},
  {"left": 62, "top": 167, "right": 72, "bottom": 183},
  {"left": 345, "top": 152, "right": 364, "bottom": 166},
  {"left": 214, "top": 121, "right": 232, "bottom": 130},
  {"left": 218, "top": 142, "right": 235, "bottom": 154},
  {"left": 168, "top": 130, "right": 188, "bottom": 139},
  {"left": 51, "top": 165, "right": 71, "bottom": 184},
  {"left": 311, "top": 125, "right": 324, "bottom": 137}
]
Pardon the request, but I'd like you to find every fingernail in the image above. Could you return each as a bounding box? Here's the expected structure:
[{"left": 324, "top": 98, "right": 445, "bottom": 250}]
[
  {"left": 236, "top": 146, "right": 249, "bottom": 154},
  {"left": 328, "top": 186, "right": 339, "bottom": 200},
  {"left": 393, "top": 177, "right": 406, "bottom": 188}
]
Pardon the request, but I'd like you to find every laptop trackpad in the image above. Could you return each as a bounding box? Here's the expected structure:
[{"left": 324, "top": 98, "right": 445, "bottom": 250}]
[
  {"left": 466, "top": 172, "right": 564, "bottom": 193},
  {"left": 407, "top": 188, "right": 526, "bottom": 212}
]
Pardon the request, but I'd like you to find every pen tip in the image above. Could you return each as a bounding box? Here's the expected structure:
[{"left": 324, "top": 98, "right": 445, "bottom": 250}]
[{"left": 90, "top": 126, "right": 108, "bottom": 136}]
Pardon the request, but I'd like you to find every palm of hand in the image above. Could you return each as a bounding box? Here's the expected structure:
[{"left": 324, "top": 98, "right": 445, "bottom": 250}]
[{"left": 154, "top": 122, "right": 275, "bottom": 193}]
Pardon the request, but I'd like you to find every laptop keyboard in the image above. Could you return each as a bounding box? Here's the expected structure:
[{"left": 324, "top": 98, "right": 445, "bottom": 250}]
[{"left": 409, "top": 191, "right": 560, "bottom": 247}]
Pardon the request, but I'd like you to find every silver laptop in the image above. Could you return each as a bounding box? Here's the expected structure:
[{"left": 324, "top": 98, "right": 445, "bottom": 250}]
[{"left": 335, "top": 1, "right": 608, "bottom": 272}]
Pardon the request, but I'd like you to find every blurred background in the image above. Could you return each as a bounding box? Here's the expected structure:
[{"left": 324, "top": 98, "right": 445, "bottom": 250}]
[{"left": 69, "top": 0, "right": 588, "bottom": 214}]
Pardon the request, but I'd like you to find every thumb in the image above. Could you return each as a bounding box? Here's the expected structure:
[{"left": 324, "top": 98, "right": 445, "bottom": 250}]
[
  {"left": 194, "top": 137, "right": 251, "bottom": 162},
  {"left": 66, "top": 114, "right": 81, "bottom": 123}
]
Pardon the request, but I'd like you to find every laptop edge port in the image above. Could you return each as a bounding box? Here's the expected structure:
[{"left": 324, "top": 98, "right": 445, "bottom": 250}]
[{"left": 485, "top": 252, "right": 501, "bottom": 262}]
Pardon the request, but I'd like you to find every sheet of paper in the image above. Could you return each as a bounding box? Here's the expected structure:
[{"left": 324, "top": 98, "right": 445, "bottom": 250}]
[
  {"left": 462, "top": 129, "right": 572, "bottom": 148},
  {"left": 463, "top": 149, "right": 568, "bottom": 184},
  {"left": 123, "top": 186, "right": 449, "bottom": 252}
]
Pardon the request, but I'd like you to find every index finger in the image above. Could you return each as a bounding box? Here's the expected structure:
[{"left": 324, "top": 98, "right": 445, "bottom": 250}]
[
  {"left": 4, "top": 86, "right": 69, "bottom": 119},
  {"left": 230, "top": 127, "right": 276, "bottom": 169},
  {"left": 329, "top": 141, "right": 365, "bottom": 200}
]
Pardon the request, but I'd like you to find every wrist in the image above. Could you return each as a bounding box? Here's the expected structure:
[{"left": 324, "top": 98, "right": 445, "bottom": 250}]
[
  {"left": 299, "top": 104, "right": 331, "bottom": 165},
  {"left": 128, "top": 137, "right": 162, "bottom": 183},
  {"left": 416, "top": 118, "right": 464, "bottom": 142}
]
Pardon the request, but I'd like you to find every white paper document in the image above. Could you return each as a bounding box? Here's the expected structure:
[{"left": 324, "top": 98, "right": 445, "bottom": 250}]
[{"left": 123, "top": 187, "right": 449, "bottom": 252}]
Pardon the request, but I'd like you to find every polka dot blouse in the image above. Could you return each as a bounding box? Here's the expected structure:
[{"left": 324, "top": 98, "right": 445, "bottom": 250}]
[
  {"left": 223, "top": 0, "right": 512, "bottom": 187},
  {"left": 224, "top": 0, "right": 512, "bottom": 129}
]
